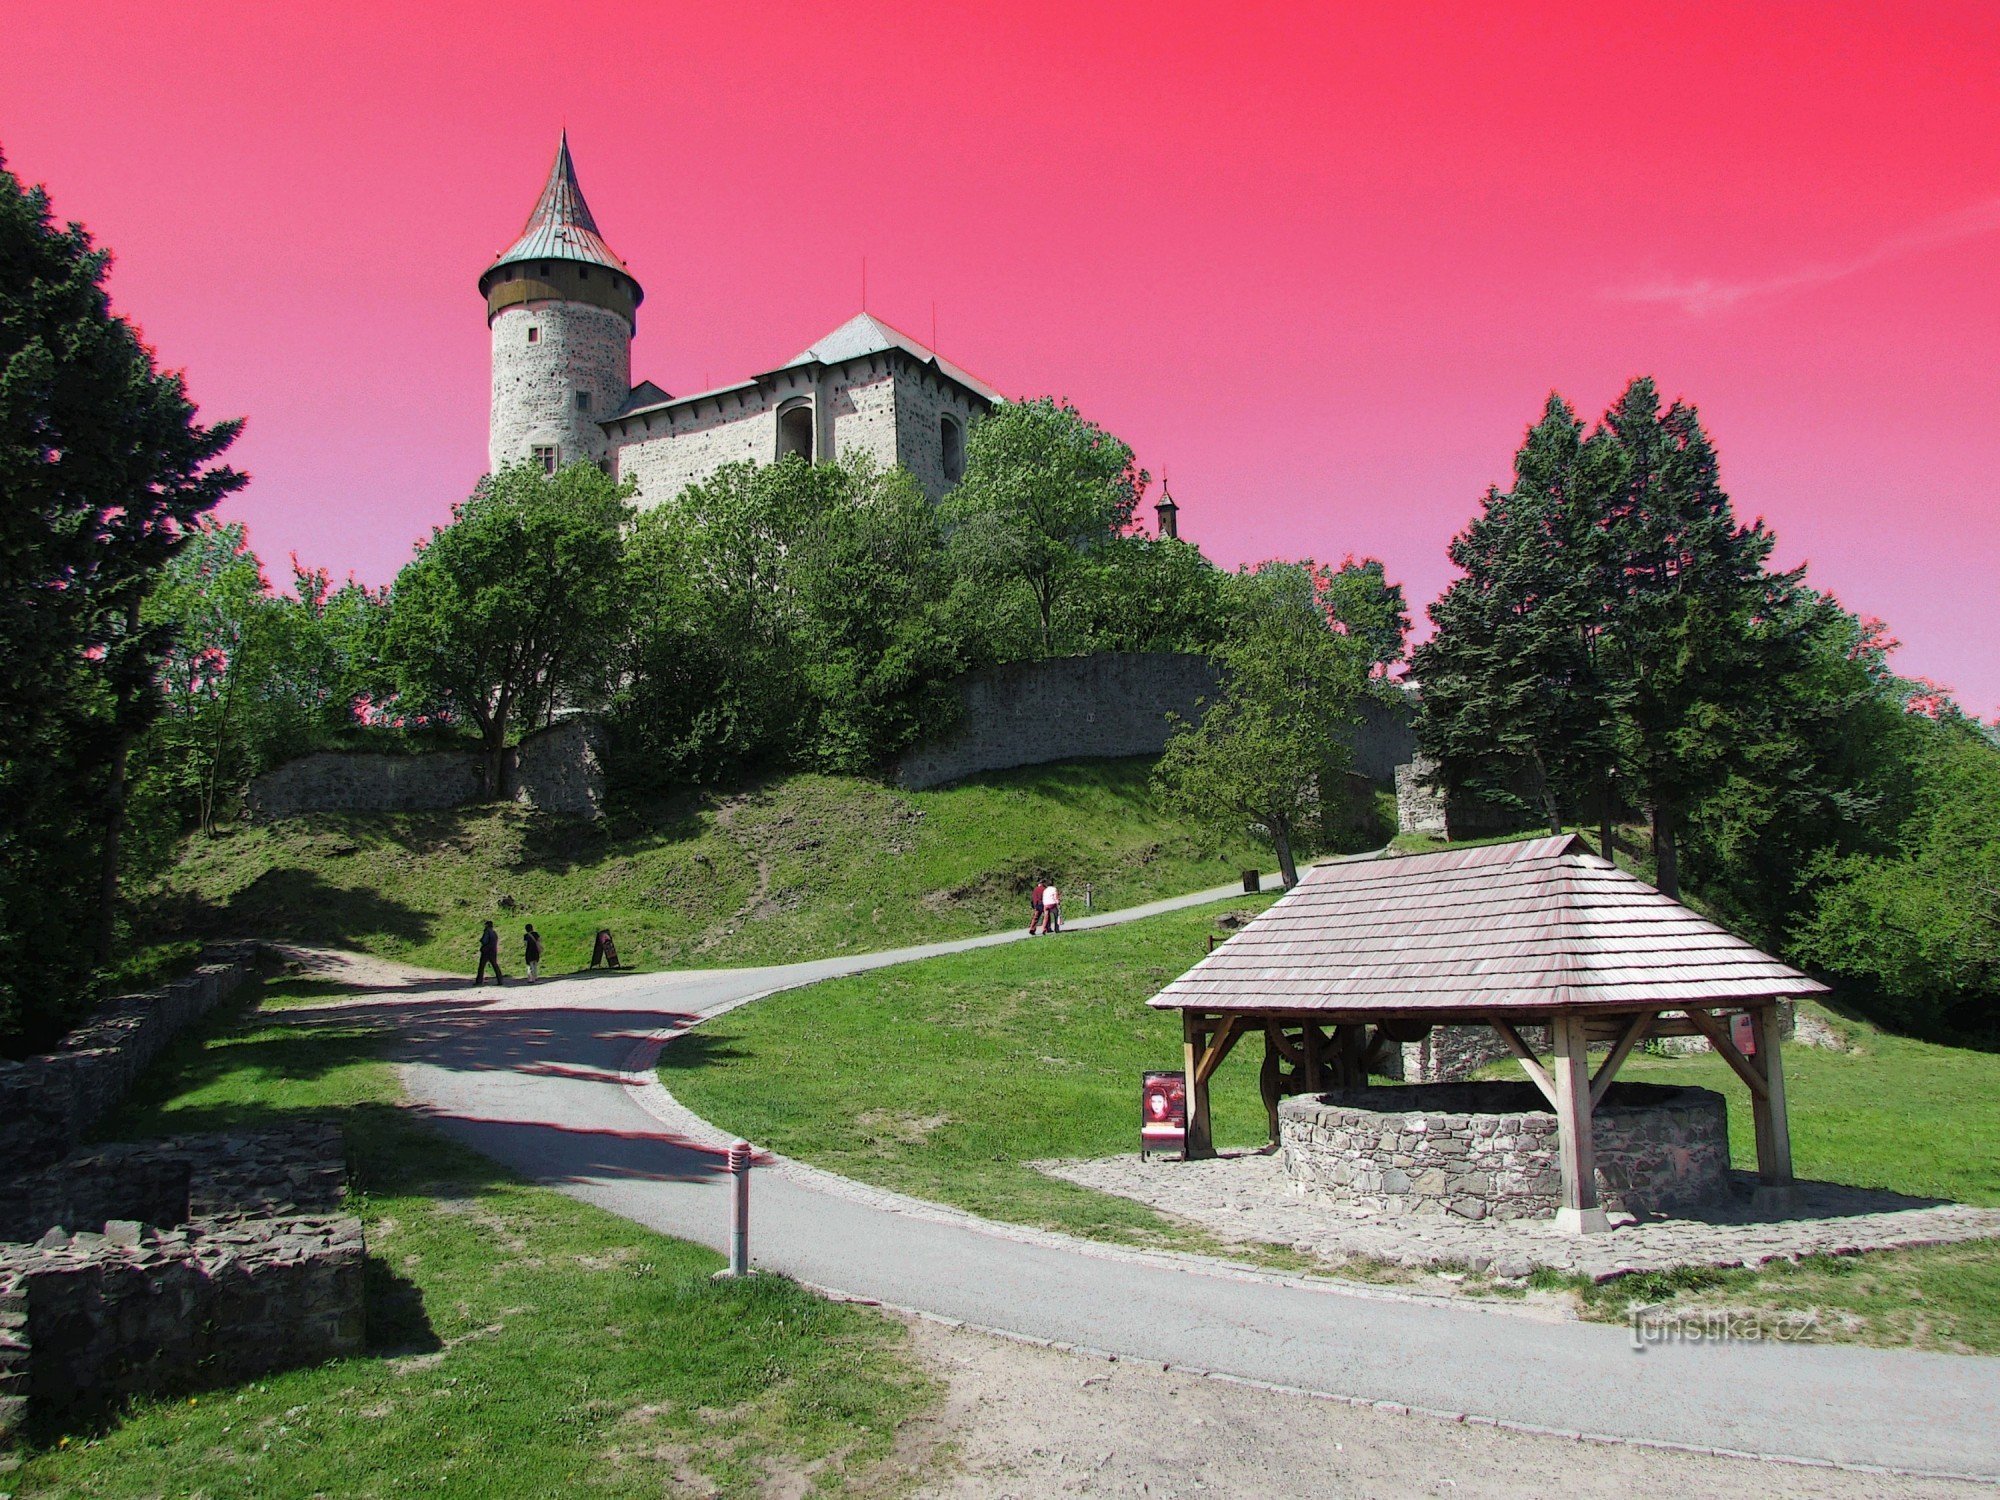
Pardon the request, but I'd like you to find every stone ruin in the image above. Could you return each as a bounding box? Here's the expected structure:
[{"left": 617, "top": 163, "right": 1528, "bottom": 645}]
[
  {"left": 1278, "top": 1081, "right": 1731, "bottom": 1221},
  {"left": 0, "top": 1120, "right": 364, "bottom": 1438}
]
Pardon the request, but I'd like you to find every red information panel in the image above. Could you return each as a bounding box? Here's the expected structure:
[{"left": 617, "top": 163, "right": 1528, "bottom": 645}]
[
  {"left": 1730, "top": 1011, "right": 1757, "bottom": 1057},
  {"left": 1141, "top": 1070, "right": 1188, "bottom": 1161}
]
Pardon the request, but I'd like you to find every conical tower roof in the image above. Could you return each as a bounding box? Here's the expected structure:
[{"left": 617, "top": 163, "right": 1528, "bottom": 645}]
[{"left": 483, "top": 132, "right": 637, "bottom": 288}]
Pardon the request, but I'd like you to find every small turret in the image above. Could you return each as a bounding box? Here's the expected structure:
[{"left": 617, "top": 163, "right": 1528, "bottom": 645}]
[
  {"left": 1155, "top": 473, "right": 1180, "bottom": 541},
  {"left": 481, "top": 133, "right": 642, "bottom": 474}
]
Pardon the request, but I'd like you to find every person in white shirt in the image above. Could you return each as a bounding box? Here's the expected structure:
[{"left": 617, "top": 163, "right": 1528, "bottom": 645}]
[{"left": 1043, "top": 883, "right": 1061, "bottom": 933}]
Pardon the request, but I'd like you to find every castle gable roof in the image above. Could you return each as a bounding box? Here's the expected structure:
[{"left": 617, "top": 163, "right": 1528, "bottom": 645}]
[
  {"left": 783, "top": 313, "right": 1004, "bottom": 403},
  {"left": 1149, "top": 835, "right": 1828, "bottom": 1019},
  {"left": 486, "top": 131, "right": 633, "bottom": 281}
]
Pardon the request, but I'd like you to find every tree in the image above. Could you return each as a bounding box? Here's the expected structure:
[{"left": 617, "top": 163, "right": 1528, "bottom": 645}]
[
  {"left": 943, "top": 398, "right": 1144, "bottom": 655},
  {"left": 1412, "top": 395, "right": 1612, "bottom": 836},
  {"left": 1322, "top": 556, "right": 1411, "bottom": 679},
  {"left": 1795, "top": 722, "right": 2000, "bottom": 1036},
  {"left": 1592, "top": 378, "right": 1804, "bottom": 898},
  {"left": 1065, "top": 534, "right": 1235, "bottom": 655},
  {"left": 615, "top": 454, "right": 964, "bottom": 782},
  {"left": 0, "top": 152, "right": 244, "bottom": 1038},
  {"left": 1154, "top": 562, "right": 1370, "bottom": 886},
  {"left": 384, "top": 462, "right": 627, "bottom": 794}
]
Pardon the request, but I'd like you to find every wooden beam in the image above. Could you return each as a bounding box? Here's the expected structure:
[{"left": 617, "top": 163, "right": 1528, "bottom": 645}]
[
  {"left": 1589, "top": 1010, "right": 1657, "bottom": 1109},
  {"left": 1194, "top": 1015, "right": 1245, "bottom": 1086},
  {"left": 1682, "top": 1008, "right": 1769, "bottom": 1100},
  {"left": 1259, "top": 1023, "right": 1283, "bottom": 1144},
  {"left": 1488, "top": 1018, "right": 1557, "bottom": 1107},
  {"left": 1301, "top": 1023, "right": 1325, "bottom": 1092},
  {"left": 1750, "top": 1002, "right": 1795, "bottom": 1192},
  {"left": 1182, "top": 1011, "right": 1214, "bottom": 1159},
  {"left": 1552, "top": 1013, "right": 1609, "bottom": 1234}
]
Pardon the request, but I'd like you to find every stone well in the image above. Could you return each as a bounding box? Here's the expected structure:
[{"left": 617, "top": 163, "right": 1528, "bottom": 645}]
[{"left": 1278, "top": 1081, "right": 1730, "bottom": 1221}]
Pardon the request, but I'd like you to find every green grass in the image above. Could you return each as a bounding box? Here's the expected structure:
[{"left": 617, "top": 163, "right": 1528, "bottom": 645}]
[
  {"left": 6, "top": 981, "right": 940, "bottom": 1495},
  {"left": 146, "top": 758, "right": 1268, "bottom": 977},
  {"left": 667, "top": 901, "right": 1281, "bottom": 1247}
]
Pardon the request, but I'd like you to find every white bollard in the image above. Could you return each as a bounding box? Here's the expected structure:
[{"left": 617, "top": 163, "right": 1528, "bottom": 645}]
[{"left": 717, "top": 1139, "right": 753, "bottom": 1278}]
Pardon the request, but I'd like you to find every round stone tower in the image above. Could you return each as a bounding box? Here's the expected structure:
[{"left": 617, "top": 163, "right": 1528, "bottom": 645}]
[{"left": 479, "top": 132, "right": 643, "bottom": 475}]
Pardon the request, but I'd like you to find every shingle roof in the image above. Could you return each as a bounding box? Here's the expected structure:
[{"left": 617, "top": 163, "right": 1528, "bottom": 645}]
[
  {"left": 783, "top": 312, "right": 1004, "bottom": 403},
  {"left": 1149, "top": 835, "right": 1828, "bottom": 1018},
  {"left": 485, "top": 131, "right": 635, "bottom": 283}
]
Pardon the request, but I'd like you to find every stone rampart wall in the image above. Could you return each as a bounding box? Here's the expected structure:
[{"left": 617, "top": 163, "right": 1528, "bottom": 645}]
[
  {"left": 895, "top": 654, "right": 1416, "bottom": 791},
  {"left": 1279, "top": 1081, "right": 1730, "bottom": 1221},
  {"left": 0, "top": 946, "right": 260, "bottom": 1180},
  {"left": 247, "top": 717, "right": 605, "bottom": 820}
]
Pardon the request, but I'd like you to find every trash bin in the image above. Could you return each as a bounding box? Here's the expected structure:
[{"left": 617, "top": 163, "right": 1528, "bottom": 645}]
[{"left": 1242, "top": 870, "right": 1260, "bottom": 893}]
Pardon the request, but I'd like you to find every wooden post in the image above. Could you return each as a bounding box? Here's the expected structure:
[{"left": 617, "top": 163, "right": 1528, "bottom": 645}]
[
  {"left": 1259, "top": 1022, "right": 1282, "bottom": 1144},
  {"left": 1182, "top": 1010, "right": 1214, "bottom": 1159},
  {"left": 1552, "top": 1013, "right": 1609, "bottom": 1235},
  {"left": 1750, "top": 1002, "right": 1796, "bottom": 1210}
]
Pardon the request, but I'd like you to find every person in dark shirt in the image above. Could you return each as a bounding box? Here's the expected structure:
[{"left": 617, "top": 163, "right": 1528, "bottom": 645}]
[
  {"left": 476, "top": 920, "right": 505, "bottom": 986},
  {"left": 523, "top": 923, "right": 542, "bottom": 980}
]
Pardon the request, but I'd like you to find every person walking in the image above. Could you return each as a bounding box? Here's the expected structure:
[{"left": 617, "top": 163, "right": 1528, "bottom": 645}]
[
  {"left": 523, "top": 923, "right": 542, "bottom": 981},
  {"left": 1028, "top": 880, "right": 1047, "bottom": 935},
  {"left": 476, "top": 920, "right": 505, "bottom": 986},
  {"left": 1043, "top": 882, "right": 1062, "bottom": 933}
]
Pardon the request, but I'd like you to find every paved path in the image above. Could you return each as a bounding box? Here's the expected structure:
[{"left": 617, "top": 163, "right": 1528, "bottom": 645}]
[{"left": 355, "top": 879, "right": 2000, "bottom": 1481}]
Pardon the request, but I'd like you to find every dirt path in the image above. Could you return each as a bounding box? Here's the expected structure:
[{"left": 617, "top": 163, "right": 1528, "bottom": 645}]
[
  {"left": 903, "top": 1317, "right": 1982, "bottom": 1498},
  {"left": 262, "top": 942, "right": 458, "bottom": 991}
]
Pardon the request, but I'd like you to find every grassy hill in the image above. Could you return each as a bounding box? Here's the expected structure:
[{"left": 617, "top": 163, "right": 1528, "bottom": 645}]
[{"left": 143, "top": 758, "right": 1270, "bottom": 975}]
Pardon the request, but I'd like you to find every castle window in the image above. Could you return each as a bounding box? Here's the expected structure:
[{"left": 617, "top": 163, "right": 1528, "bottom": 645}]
[
  {"left": 575, "top": 390, "right": 591, "bottom": 412},
  {"left": 527, "top": 326, "right": 540, "bottom": 343},
  {"left": 776, "top": 401, "right": 815, "bottom": 463},
  {"left": 940, "top": 414, "right": 965, "bottom": 483},
  {"left": 532, "top": 444, "right": 558, "bottom": 474},
  {"left": 540, "top": 264, "right": 550, "bottom": 277}
]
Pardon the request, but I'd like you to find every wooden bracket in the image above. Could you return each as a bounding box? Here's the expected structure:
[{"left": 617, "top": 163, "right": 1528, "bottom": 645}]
[
  {"left": 1681, "top": 1008, "right": 1769, "bottom": 1099},
  {"left": 1589, "top": 1010, "right": 1656, "bottom": 1108},
  {"left": 1489, "top": 1018, "right": 1557, "bottom": 1107}
]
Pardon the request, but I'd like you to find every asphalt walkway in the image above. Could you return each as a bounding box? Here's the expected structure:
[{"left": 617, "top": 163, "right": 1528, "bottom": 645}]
[{"left": 373, "top": 877, "right": 2000, "bottom": 1481}]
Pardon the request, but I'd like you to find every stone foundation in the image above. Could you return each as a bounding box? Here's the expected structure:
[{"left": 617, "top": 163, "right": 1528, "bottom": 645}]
[
  {"left": 0, "top": 1122, "right": 363, "bottom": 1438},
  {"left": 1279, "top": 1081, "right": 1730, "bottom": 1221}
]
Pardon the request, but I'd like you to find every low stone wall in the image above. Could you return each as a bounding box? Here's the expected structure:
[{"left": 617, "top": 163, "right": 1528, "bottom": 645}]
[
  {"left": 0, "top": 946, "right": 260, "bottom": 1180},
  {"left": 1279, "top": 1081, "right": 1730, "bottom": 1221},
  {"left": 247, "top": 717, "right": 605, "bottom": 820},
  {"left": 0, "top": 1122, "right": 361, "bottom": 1437},
  {"left": 1, "top": 1216, "right": 365, "bottom": 1421},
  {"left": 895, "top": 653, "right": 1416, "bottom": 790},
  {"left": 1397, "top": 1023, "right": 1549, "bottom": 1084}
]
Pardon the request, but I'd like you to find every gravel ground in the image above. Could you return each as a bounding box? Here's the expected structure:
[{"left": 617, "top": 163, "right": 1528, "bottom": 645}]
[
  {"left": 1040, "top": 1150, "right": 2000, "bottom": 1280},
  {"left": 905, "top": 1315, "right": 1987, "bottom": 1498}
]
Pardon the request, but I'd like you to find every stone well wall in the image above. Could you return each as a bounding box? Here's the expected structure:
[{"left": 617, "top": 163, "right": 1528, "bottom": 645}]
[{"left": 1278, "top": 1081, "right": 1730, "bottom": 1221}]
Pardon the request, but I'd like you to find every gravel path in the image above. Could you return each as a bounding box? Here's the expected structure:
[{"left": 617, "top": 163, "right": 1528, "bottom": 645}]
[
  {"left": 1042, "top": 1150, "right": 2000, "bottom": 1280},
  {"left": 277, "top": 874, "right": 2000, "bottom": 1482}
]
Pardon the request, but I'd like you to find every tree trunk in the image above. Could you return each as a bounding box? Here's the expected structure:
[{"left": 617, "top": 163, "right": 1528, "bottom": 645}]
[
  {"left": 1598, "top": 777, "right": 1615, "bottom": 862},
  {"left": 95, "top": 728, "right": 131, "bottom": 969},
  {"left": 1530, "top": 751, "right": 1561, "bottom": 835},
  {"left": 1272, "top": 817, "right": 1300, "bottom": 888},
  {"left": 1652, "top": 804, "right": 1679, "bottom": 900}
]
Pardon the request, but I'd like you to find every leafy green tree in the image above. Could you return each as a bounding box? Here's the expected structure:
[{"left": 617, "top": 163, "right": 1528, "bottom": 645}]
[
  {"left": 1322, "top": 556, "right": 1411, "bottom": 680},
  {"left": 1154, "top": 562, "right": 1370, "bottom": 886},
  {"left": 616, "top": 455, "right": 963, "bottom": 782},
  {"left": 384, "top": 462, "right": 628, "bottom": 794},
  {"left": 1065, "top": 535, "right": 1235, "bottom": 655},
  {"left": 0, "top": 153, "right": 244, "bottom": 1036},
  {"left": 1795, "top": 722, "right": 2000, "bottom": 1035},
  {"left": 943, "top": 398, "right": 1145, "bottom": 656}
]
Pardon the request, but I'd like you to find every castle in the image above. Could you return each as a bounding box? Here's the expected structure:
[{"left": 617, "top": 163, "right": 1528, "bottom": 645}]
[{"left": 481, "top": 134, "right": 1000, "bottom": 505}]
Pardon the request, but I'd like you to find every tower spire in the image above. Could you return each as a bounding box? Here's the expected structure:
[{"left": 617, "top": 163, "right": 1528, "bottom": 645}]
[{"left": 480, "top": 131, "right": 638, "bottom": 294}]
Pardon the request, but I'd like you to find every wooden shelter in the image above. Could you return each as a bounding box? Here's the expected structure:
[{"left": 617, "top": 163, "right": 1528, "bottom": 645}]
[{"left": 1149, "top": 835, "right": 1829, "bottom": 1233}]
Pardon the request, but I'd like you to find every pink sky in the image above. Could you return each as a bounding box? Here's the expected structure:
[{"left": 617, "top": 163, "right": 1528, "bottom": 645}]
[{"left": 5, "top": 1, "right": 1997, "bottom": 713}]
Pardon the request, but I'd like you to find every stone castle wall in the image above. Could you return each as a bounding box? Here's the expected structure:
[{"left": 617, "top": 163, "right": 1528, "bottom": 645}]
[
  {"left": 246, "top": 717, "right": 604, "bottom": 821},
  {"left": 892, "top": 363, "right": 984, "bottom": 500},
  {"left": 1279, "top": 1081, "right": 1730, "bottom": 1221},
  {"left": 895, "top": 654, "right": 1415, "bottom": 791}
]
